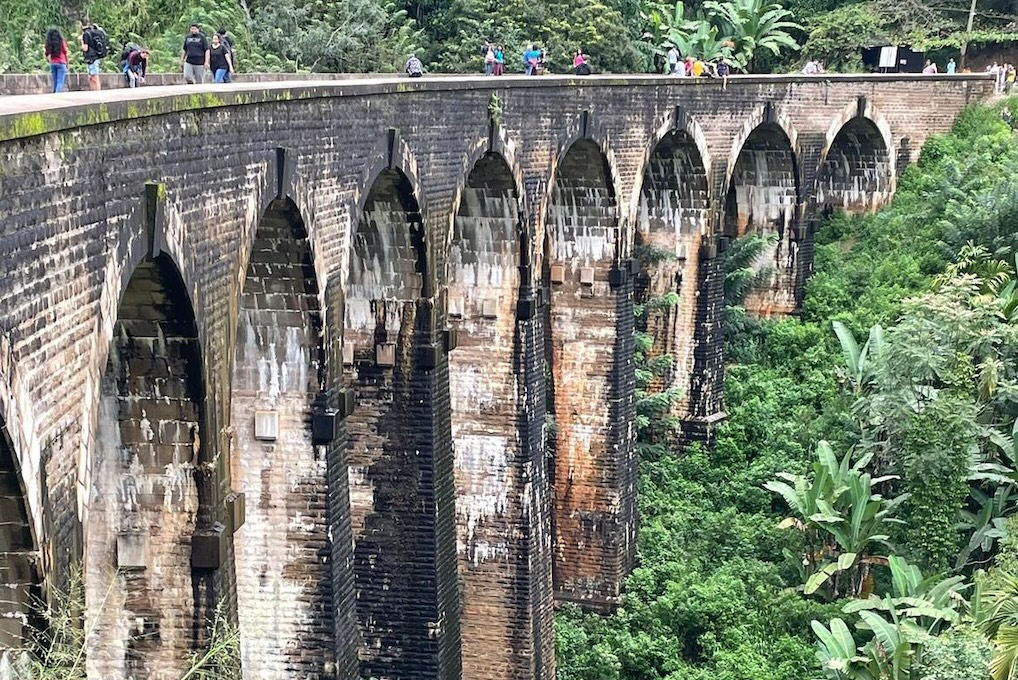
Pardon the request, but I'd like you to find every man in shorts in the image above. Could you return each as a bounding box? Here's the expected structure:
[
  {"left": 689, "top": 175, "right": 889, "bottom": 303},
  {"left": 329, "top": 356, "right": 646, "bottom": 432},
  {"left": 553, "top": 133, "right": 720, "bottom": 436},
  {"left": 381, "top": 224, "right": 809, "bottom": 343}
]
[
  {"left": 180, "top": 23, "right": 209, "bottom": 84},
  {"left": 80, "top": 21, "right": 108, "bottom": 91}
]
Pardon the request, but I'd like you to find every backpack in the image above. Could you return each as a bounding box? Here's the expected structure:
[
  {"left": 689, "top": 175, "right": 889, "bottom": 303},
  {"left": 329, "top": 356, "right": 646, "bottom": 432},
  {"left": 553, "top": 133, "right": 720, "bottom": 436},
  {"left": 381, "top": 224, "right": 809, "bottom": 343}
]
[
  {"left": 120, "top": 42, "right": 142, "bottom": 65},
  {"left": 89, "top": 27, "right": 109, "bottom": 59}
]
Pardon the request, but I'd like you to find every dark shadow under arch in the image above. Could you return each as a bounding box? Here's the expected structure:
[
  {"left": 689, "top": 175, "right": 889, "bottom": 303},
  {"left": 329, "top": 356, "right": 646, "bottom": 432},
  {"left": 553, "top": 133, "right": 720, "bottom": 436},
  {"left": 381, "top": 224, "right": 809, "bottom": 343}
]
[{"left": 0, "top": 418, "right": 40, "bottom": 650}]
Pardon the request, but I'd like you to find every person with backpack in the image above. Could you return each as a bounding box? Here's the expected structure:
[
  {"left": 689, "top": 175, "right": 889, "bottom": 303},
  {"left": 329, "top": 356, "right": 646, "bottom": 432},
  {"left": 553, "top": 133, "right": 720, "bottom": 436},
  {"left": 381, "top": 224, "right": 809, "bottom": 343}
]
[
  {"left": 124, "top": 47, "right": 149, "bottom": 88},
  {"left": 180, "top": 23, "right": 209, "bottom": 85},
  {"left": 44, "top": 28, "right": 69, "bottom": 93},
  {"left": 80, "top": 21, "right": 109, "bottom": 91}
]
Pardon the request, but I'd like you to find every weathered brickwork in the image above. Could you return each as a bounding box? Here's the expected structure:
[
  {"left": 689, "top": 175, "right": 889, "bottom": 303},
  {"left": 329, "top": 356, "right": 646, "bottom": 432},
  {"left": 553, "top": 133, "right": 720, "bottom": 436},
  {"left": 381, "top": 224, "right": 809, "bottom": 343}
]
[
  {"left": 230, "top": 199, "right": 332, "bottom": 676},
  {"left": 344, "top": 169, "right": 461, "bottom": 679},
  {"left": 0, "top": 74, "right": 992, "bottom": 679},
  {"left": 545, "top": 139, "right": 636, "bottom": 607},
  {"left": 447, "top": 153, "right": 554, "bottom": 679},
  {"left": 87, "top": 256, "right": 205, "bottom": 680},
  {"left": 0, "top": 422, "right": 38, "bottom": 649},
  {"left": 635, "top": 129, "right": 710, "bottom": 417},
  {"left": 817, "top": 117, "right": 893, "bottom": 213}
]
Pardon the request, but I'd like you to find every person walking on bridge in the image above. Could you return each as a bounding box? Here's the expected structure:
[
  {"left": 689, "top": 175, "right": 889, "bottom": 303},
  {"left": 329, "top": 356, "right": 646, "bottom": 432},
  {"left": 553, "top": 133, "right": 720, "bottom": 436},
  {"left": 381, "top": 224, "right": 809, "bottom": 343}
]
[
  {"left": 209, "top": 34, "right": 234, "bottom": 83},
  {"left": 44, "top": 29, "right": 69, "bottom": 93},
  {"left": 181, "top": 23, "right": 209, "bottom": 85}
]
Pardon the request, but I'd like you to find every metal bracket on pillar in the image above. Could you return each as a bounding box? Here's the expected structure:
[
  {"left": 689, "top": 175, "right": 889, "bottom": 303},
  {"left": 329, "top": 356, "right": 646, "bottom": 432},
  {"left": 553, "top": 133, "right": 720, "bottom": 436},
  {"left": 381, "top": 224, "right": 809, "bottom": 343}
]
[
  {"left": 143, "top": 181, "right": 166, "bottom": 258},
  {"left": 275, "top": 147, "right": 296, "bottom": 200},
  {"left": 627, "top": 258, "right": 642, "bottom": 276},
  {"left": 856, "top": 96, "right": 867, "bottom": 120},
  {"left": 386, "top": 128, "right": 400, "bottom": 169},
  {"left": 442, "top": 328, "right": 459, "bottom": 352},
  {"left": 763, "top": 101, "right": 776, "bottom": 124},
  {"left": 608, "top": 264, "right": 627, "bottom": 290},
  {"left": 718, "top": 235, "right": 732, "bottom": 253},
  {"left": 580, "top": 110, "right": 591, "bottom": 139},
  {"left": 417, "top": 343, "right": 443, "bottom": 369},
  {"left": 516, "top": 295, "right": 538, "bottom": 321},
  {"left": 226, "top": 492, "right": 246, "bottom": 533},
  {"left": 674, "top": 105, "right": 687, "bottom": 131}
]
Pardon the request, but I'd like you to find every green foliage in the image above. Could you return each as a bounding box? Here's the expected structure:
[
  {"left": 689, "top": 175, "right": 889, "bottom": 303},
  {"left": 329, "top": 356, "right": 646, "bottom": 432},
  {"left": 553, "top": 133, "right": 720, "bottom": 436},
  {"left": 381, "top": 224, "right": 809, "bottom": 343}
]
[
  {"left": 898, "top": 409, "right": 971, "bottom": 575},
  {"left": 913, "top": 626, "right": 992, "bottom": 680}
]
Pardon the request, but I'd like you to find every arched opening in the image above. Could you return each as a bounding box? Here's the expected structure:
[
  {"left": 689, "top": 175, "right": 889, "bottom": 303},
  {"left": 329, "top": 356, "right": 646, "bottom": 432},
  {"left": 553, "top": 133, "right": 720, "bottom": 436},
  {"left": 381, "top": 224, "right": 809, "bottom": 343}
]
[
  {"left": 229, "top": 198, "right": 329, "bottom": 675},
  {"left": 544, "top": 139, "right": 635, "bottom": 609},
  {"left": 635, "top": 130, "right": 709, "bottom": 414},
  {"left": 817, "top": 117, "right": 892, "bottom": 213},
  {"left": 447, "top": 153, "right": 531, "bottom": 677},
  {"left": 88, "top": 254, "right": 206, "bottom": 678},
  {"left": 724, "top": 122, "right": 801, "bottom": 316},
  {"left": 0, "top": 420, "right": 39, "bottom": 651},
  {"left": 345, "top": 168, "right": 445, "bottom": 678}
]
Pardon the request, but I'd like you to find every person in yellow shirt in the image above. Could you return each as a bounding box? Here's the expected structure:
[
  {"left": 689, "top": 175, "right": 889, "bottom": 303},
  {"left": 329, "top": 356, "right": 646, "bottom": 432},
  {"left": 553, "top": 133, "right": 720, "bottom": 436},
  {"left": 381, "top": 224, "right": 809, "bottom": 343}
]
[{"left": 692, "top": 58, "right": 705, "bottom": 77}]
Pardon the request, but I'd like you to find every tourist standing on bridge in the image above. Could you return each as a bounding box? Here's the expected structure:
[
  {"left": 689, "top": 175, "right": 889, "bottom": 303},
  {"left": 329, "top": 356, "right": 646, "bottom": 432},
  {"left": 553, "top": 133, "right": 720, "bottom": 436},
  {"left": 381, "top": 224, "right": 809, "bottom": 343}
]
[
  {"left": 181, "top": 24, "right": 210, "bottom": 85},
  {"left": 947, "top": 58, "right": 956, "bottom": 74},
  {"left": 217, "top": 28, "right": 235, "bottom": 82},
  {"left": 922, "top": 59, "right": 938, "bottom": 74},
  {"left": 666, "top": 44, "right": 681, "bottom": 75},
  {"left": 574, "top": 49, "right": 591, "bottom": 75},
  {"left": 494, "top": 45, "right": 505, "bottom": 75},
  {"left": 44, "top": 29, "right": 69, "bottom": 93},
  {"left": 80, "top": 21, "right": 108, "bottom": 91},
  {"left": 484, "top": 43, "right": 496, "bottom": 75},
  {"left": 209, "top": 34, "right": 234, "bottom": 83}
]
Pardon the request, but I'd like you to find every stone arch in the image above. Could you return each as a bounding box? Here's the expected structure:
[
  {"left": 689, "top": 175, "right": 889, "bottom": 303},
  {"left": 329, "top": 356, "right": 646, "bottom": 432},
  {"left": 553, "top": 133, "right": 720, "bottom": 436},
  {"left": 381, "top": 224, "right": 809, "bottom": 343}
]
[
  {"left": 723, "top": 116, "right": 803, "bottom": 317},
  {"left": 817, "top": 115, "right": 894, "bottom": 213},
  {"left": 0, "top": 341, "right": 43, "bottom": 581},
  {"left": 229, "top": 197, "right": 331, "bottom": 676},
  {"left": 344, "top": 165, "right": 460, "bottom": 678},
  {"left": 537, "top": 112, "right": 625, "bottom": 268},
  {"left": 723, "top": 120, "right": 800, "bottom": 238},
  {"left": 0, "top": 412, "right": 41, "bottom": 650},
  {"left": 633, "top": 128, "right": 710, "bottom": 416},
  {"left": 543, "top": 135, "right": 636, "bottom": 609},
  {"left": 87, "top": 251, "right": 208, "bottom": 679}
]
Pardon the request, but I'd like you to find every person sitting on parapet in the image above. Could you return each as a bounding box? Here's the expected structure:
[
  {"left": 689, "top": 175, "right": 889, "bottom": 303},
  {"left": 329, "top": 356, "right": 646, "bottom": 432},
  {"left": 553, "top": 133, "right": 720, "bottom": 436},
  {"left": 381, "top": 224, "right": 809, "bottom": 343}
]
[
  {"left": 405, "top": 53, "right": 424, "bottom": 78},
  {"left": 124, "top": 47, "right": 149, "bottom": 88}
]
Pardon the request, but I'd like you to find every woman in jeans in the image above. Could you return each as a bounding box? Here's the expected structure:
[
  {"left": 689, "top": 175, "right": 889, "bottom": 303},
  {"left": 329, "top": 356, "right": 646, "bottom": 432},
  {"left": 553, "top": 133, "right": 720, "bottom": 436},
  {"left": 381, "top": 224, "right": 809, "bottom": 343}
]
[
  {"left": 209, "top": 34, "right": 234, "bottom": 83},
  {"left": 44, "top": 29, "right": 69, "bottom": 93}
]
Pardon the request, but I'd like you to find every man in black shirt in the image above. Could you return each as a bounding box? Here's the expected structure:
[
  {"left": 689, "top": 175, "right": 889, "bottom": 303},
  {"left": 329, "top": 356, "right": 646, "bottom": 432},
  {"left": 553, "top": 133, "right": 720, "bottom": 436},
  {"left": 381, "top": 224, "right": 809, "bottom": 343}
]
[{"left": 180, "top": 23, "right": 209, "bottom": 84}]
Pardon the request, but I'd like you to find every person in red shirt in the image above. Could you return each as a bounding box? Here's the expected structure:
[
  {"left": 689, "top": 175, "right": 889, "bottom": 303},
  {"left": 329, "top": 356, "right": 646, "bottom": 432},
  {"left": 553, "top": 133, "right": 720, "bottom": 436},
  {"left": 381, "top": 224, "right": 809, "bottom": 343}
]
[{"left": 44, "top": 28, "right": 69, "bottom": 93}]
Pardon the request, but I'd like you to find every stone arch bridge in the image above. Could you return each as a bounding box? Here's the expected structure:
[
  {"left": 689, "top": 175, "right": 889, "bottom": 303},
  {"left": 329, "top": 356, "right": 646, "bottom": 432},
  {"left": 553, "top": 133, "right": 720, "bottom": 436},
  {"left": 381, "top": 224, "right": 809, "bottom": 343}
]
[{"left": 0, "top": 74, "right": 992, "bottom": 680}]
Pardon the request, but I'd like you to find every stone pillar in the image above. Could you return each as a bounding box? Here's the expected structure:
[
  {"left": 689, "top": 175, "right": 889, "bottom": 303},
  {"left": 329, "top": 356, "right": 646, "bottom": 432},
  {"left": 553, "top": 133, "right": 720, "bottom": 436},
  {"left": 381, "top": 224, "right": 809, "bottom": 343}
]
[{"left": 546, "top": 140, "right": 636, "bottom": 610}]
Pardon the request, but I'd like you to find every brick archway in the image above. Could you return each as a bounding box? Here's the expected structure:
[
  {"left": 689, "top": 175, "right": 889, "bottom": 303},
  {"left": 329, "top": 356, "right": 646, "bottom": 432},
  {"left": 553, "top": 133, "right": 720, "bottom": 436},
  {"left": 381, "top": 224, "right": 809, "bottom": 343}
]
[
  {"left": 229, "top": 197, "right": 330, "bottom": 676},
  {"left": 88, "top": 253, "right": 207, "bottom": 679},
  {"left": 635, "top": 129, "right": 710, "bottom": 418},
  {"left": 817, "top": 116, "right": 893, "bottom": 213},
  {"left": 724, "top": 121, "right": 801, "bottom": 316},
  {"left": 344, "top": 167, "right": 461, "bottom": 680},
  {"left": 543, "top": 137, "right": 636, "bottom": 610}
]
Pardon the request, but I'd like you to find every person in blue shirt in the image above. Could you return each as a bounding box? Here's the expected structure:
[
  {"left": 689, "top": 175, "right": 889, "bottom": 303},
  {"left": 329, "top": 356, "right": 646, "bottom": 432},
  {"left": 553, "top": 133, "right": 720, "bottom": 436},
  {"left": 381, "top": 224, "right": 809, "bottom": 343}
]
[{"left": 947, "top": 58, "right": 956, "bottom": 74}]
